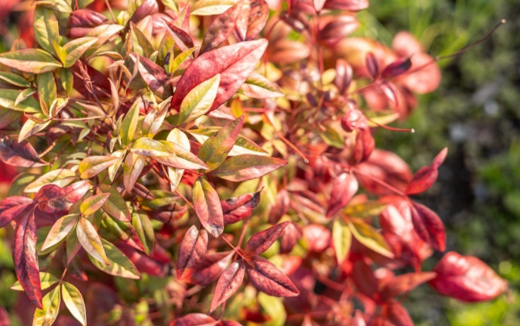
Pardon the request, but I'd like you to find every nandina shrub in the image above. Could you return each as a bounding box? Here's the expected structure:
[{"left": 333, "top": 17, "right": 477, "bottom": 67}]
[{"left": 0, "top": 0, "right": 508, "bottom": 325}]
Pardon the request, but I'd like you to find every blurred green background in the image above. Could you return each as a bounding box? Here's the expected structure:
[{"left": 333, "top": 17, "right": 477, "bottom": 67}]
[
  {"left": 363, "top": 0, "right": 520, "bottom": 324},
  {"left": 0, "top": 0, "right": 519, "bottom": 324}
]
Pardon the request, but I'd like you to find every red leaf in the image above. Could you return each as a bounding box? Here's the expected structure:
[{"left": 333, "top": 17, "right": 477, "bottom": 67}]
[
  {"left": 177, "top": 226, "right": 208, "bottom": 281},
  {"left": 35, "top": 182, "right": 89, "bottom": 215},
  {"left": 235, "top": 0, "right": 269, "bottom": 41},
  {"left": 303, "top": 224, "right": 331, "bottom": 252},
  {"left": 0, "top": 196, "right": 33, "bottom": 227},
  {"left": 130, "top": 0, "right": 159, "bottom": 24},
  {"left": 193, "top": 178, "right": 225, "bottom": 237},
  {"left": 382, "top": 58, "right": 412, "bottom": 79},
  {"left": 170, "top": 40, "right": 268, "bottom": 112},
  {"left": 68, "top": 9, "right": 108, "bottom": 38},
  {"left": 245, "top": 221, "right": 290, "bottom": 255},
  {"left": 280, "top": 222, "right": 302, "bottom": 254},
  {"left": 268, "top": 189, "right": 290, "bottom": 224},
  {"left": 352, "top": 310, "right": 367, "bottom": 326},
  {"left": 0, "top": 137, "right": 48, "bottom": 167},
  {"left": 13, "top": 206, "right": 42, "bottom": 308},
  {"left": 381, "top": 299, "right": 414, "bottom": 326},
  {"left": 365, "top": 52, "right": 379, "bottom": 79},
  {"left": 349, "top": 128, "right": 375, "bottom": 165},
  {"left": 335, "top": 59, "right": 353, "bottom": 95},
  {"left": 162, "top": 18, "right": 195, "bottom": 51},
  {"left": 352, "top": 259, "right": 378, "bottom": 299},
  {"left": 246, "top": 256, "right": 299, "bottom": 297},
  {"left": 380, "top": 272, "right": 436, "bottom": 301},
  {"left": 410, "top": 202, "right": 445, "bottom": 252},
  {"left": 209, "top": 260, "right": 245, "bottom": 312},
  {"left": 200, "top": 0, "right": 244, "bottom": 55},
  {"left": 405, "top": 148, "right": 448, "bottom": 195},
  {"left": 326, "top": 172, "right": 358, "bottom": 217},
  {"left": 320, "top": 15, "right": 359, "bottom": 46},
  {"left": 429, "top": 251, "right": 507, "bottom": 302},
  {"left": 324, "top": 0, "right": 369, "bottom": 11},
  {"left": 117, "top": 241, "right": 171, "bottom": 277},
  {"left": 222, "top": 191, "right": 261, "bottom": 225},
  {"left": 190, "top": 251, "right": 234, "bottom": 286},
  {"left": 170, "top": 313, "right": 216, "bottom": 326}
]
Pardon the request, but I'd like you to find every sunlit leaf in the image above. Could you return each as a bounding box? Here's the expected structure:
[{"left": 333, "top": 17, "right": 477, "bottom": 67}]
[
  {"left": 89, "top": 239, "right": 141, "bottom": 279},
  {"left": 61, "top": 282, "right": 87, "bottom": 326},
  {"left": 32, "top": 285, "right": 60, "bottom": 326},
  {"left": 178, "top": 74, "right": 220, "bottom": 124},
  {"left": 0, "top": 49, "right": 62, "bottom": 74}
]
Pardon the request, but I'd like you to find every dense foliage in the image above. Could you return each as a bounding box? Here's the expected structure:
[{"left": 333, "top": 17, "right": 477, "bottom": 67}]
[{"left": 0, "top": 0, "right": 509, "bottom": 325}]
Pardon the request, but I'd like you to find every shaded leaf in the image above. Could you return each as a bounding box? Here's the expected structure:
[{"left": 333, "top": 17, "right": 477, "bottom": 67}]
[
  {"left": 171, "top": 313, "right": 216, "bottom": 326},
  {"left": 245, "top": 221, "right": 289, "bottom": 255},
  {"left": 198, "top": 116, "right": 244, "bottom": 171},
  {"left": 190, "top": 251, "right": 234, "bottom": 286},
  {"left": 380, "top": 272, "right": 436, "bottom": 301},
  {"left": 176, "top": 225, "right": 208, "bottom": 281},
  {"left": 89, "top": 239, "right": 141, "bottom": 279},
  {"left": 210, "top": 260, "right": 245, "bottom": 313},
  {"left": 0, "top": 138, "right": 48, "bottom": 168},
  {"left": 222, "top": 190, "right": 261, "bottom": 225},
  {"left": 210, "top": 154, "right": 287, "bottom": 181},
  {"left": 410, "top": 202, "right": 445, "bottom": 252}
]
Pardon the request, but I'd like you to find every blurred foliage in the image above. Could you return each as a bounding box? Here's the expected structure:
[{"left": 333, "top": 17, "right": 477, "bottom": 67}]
[{"left": 366, "top": 0, "right": 520, "bottom": 324}]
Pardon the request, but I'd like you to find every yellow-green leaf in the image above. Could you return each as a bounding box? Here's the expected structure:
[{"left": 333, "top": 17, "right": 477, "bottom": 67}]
[
  {"left": 99, "top": 184, "right": 131, "bottom": 222},
  {"left": 33, "top": 285, "right": 60, "bottom": 326},
  {"left": 131, "top": 207, "right": 155, "bottom": 255},
  {"left": 79, "top": 155, "right": 120, "bottom": 179},
  {"left": 80, "top": 193, "right": 110, "bottom": 216},
  {"left": 0, "top": 89, "right": 41, "bottom": 113},
  {"left": 37, "top": 72, "right": 57, "bottom": 117},
  {"left": 24, "top": 168, "right": 76, "bottom": 193},
  {"left": 19, "top": 115, "right": 50, "bottom": 142},
  {"left": 348, "top": 219, "right": 394, "bottom": 258},
  {"left": 198, "top": 116, "right": 244, "bottom": 170},
  {"left": 33, "top": 6, "right": 60, "bottom": 56},
  {"left": 121, "top": 99, "right": 140, "bottom": 145},
  {"left": 178, "top": 74, "right": 220, "bottom": 124},
  {"left": 62, "top": 37, "right": 98, "bottom": 68},
  {"left": 0, "top": 71, "right": 31, "bottom": 88},
  {"left": 89, "top": 239, "right": 141, "bottom": 279},
  {"left": 11, "top": 272, "right": 58, "bottom": 291},
  {"left": 332, "top": 219, "right": 351, "bottom": 264},
  {"left": 41, "top": 214, "right": 79, "bottom": 252},
  {"left": 189, "top": 127, "right": 268, "bottom": 156},
  {"left": 344, "top": 201, "right": 387, "bottom": 218},
  {"left": 168, "top": 47, "right": 196, "bottom": 75},
  {"left": 192, "top": 0, "right": 238, "bottom": 15},
  {"left": 77, "top": 217, "right": 109, "bottom": 264},
  {"left": 0, "top": 49, "right": 62, "bottom": 74},
  {"left": 62, "top": 282, "right": 87, "bottom": 326}
]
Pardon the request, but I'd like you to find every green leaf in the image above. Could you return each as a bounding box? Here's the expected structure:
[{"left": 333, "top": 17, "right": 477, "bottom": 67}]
[
  {"left": 157, "top": 140, "right": 209, "bottom": 170},
  {"left": 123, "top": 153, "right": 146, "bottom": 192},
  {"left": 0, "top": 49, "right": 62, "bottom": 74},
  {"left": 210, "top": 154, "right": 287, "bottom": 182},
  {"left": 79, "top": 155, "right": 120, "bottom": 179},
  {"left": 37, "top": 72, "right": 57, "bottom": 117},
  {"left": 332, "top": 219, "right": 352, "bottom": 264},
  {"left": 99, "top": 184, "right": 131, "bottom": 222},
  {"left": 188, "top": 127, "right": 268, "bottom": 156},
  {"left": 0, "top": 108, "right": 21, "bottom": 129},
  {"left": 349, "top": 219, "right": 394, "bottom": 258},
  {"left": 15, "top": 88, "right": 37, "bottom": 106},
  {"left": 198, "top": 116, "right": 244, "bottom": 170},
  {"left": 32, "top": 285, "right": 60, "bottom": 326},
  {"left": 11, "top": 272, "right": 58, "bottom": 291},
  {"left": 62, "top": 37, "right": 98, "bottom": 68},
  {"left": 24, "top": 168, "right": 76, "bottom": 193},
  {"left": 166, "top": 129, "right": 189, "bottom": 191},
  {"left": 89, "top": 239, "right": 141, "bottom": 279},
  {"left": 192, "top": 0, "right": 238, "bottom": 15},
  {"left": 130, "top": 23, "right": 155, "bottom": 58},
  {"left": 344, "top": 201, "right": 387, "bottom": 218},
  {"left": 131, "top": 207, "right": 155, "bottom": 255},
  {"left": 178, "top": 74, "right": 220, "bottom": 124},
  {"left": 33, "top": 6, "right": 60, "bottom": 56},
  {"left": 41, "top": 214, "right": 79, "bottom": 252},
  {"left": 77, "top": 217, "right": 109, "bottom": 264},
  {"left": 0, "top": 71, "right": 31, "bottom": 88},
  {"left": 121, "top": 99, "right": 140, "bottom": 145},
  {"left": 84, "top": 24, "right": 125, "bottom": 56},
  {"left": 61, "top": 282, "right": 87, "bottom": 326},
  {"left": 0, "top": 89, "right": 40, "bottom": 113},
  {"left": 80, "top": 193, "right": 111, "bottom": 216}
]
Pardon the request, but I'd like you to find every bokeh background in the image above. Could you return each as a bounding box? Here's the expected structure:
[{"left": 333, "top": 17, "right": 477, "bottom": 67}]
[{"left": 0, "top": 0, "right": 519, "bottom": 325}]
